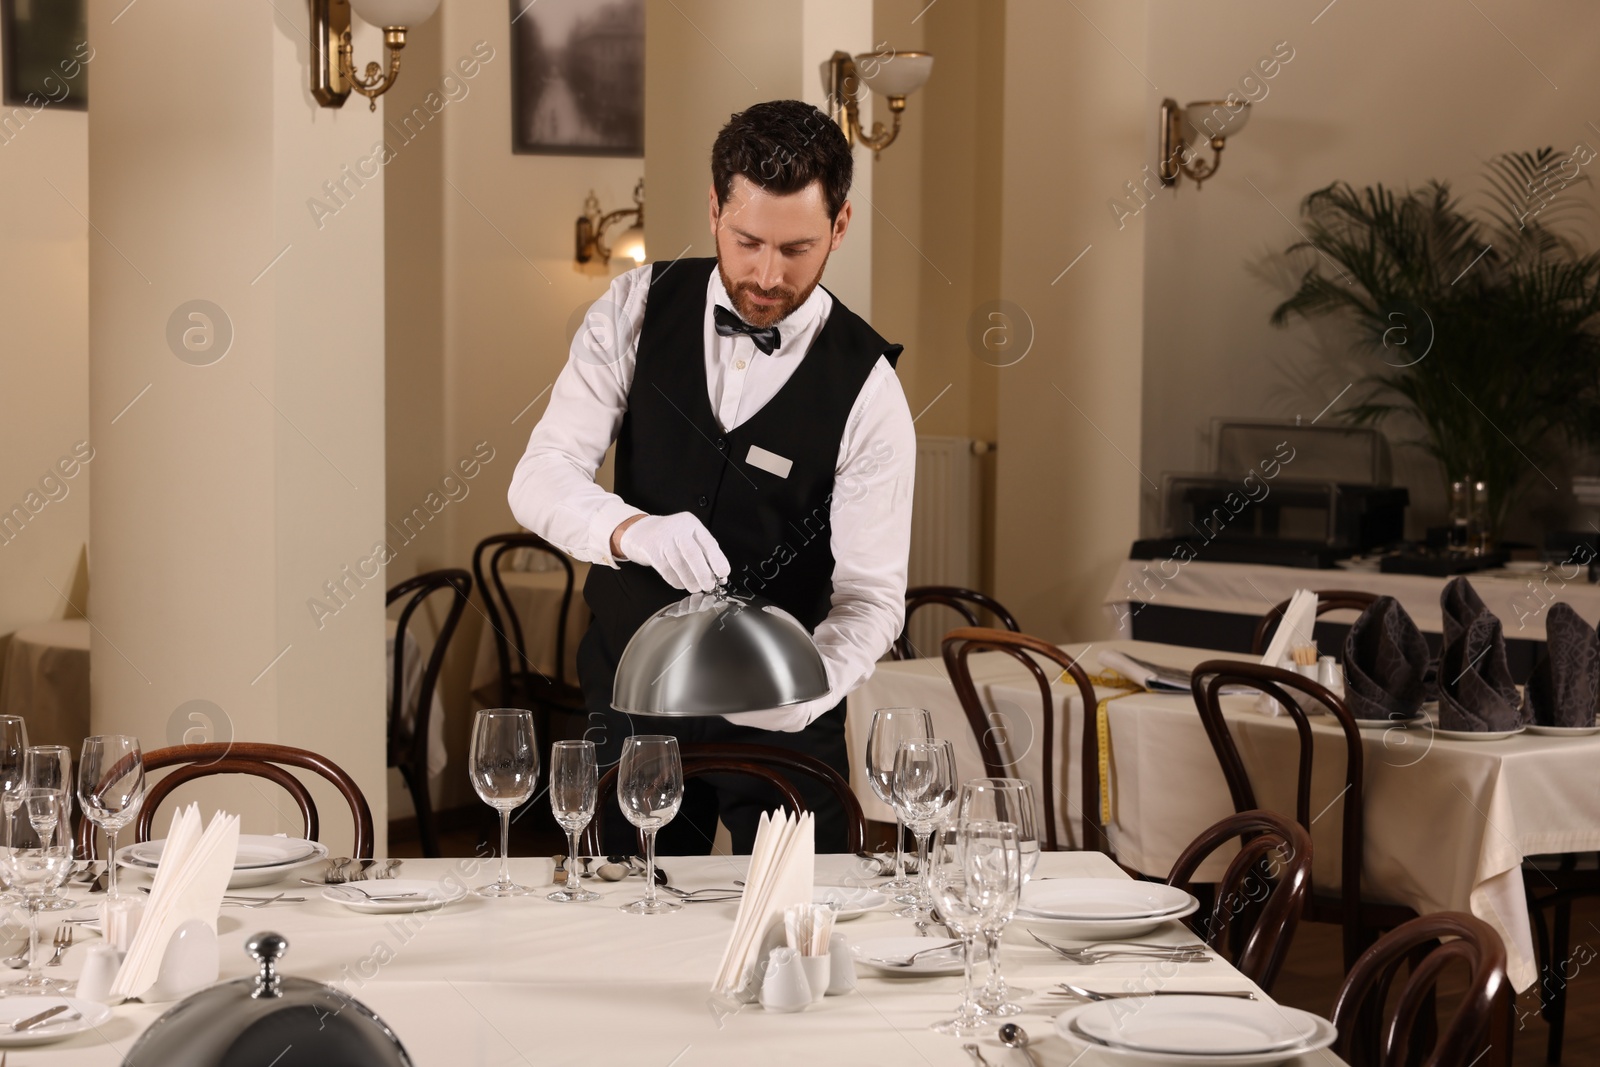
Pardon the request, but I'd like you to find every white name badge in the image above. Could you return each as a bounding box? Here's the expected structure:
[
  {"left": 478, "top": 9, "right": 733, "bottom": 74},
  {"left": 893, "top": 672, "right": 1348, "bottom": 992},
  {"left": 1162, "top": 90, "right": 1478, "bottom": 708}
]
[{"left": 745, "top": 445, "right": 793, "bottom": 479}]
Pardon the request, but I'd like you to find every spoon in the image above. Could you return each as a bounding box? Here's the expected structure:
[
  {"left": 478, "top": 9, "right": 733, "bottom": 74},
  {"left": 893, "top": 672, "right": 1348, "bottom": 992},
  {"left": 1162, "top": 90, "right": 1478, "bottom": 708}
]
[
  {"left": 961, "top": 1044, "right": 992, "bottom": 1067},
  {"left": 596, "top": 862, "right": 628, "bottom": 881},
  {"left": 997, "top": 1023, "right": 1040, "bottom": 1067}
]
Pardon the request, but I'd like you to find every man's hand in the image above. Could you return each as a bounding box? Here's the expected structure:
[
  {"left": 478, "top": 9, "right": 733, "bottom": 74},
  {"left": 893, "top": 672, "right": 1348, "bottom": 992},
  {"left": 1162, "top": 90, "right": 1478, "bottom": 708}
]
[{"left": 613, "top": 512, "right": 730, "bottom": 593}]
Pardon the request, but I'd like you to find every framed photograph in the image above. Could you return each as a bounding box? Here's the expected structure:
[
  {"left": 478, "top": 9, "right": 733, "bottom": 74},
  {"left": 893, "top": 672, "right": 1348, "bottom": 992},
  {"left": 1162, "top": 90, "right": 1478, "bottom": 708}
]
[
  {"left": 1, "top": 0, "right": 89, "bottom": 109},
  {"left": 510, "top": 0, "right": 642, "bottom": 157}
]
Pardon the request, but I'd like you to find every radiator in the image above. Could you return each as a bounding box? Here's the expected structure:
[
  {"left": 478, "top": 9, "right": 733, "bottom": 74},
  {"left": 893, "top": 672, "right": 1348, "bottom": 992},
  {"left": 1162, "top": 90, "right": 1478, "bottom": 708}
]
[{"left": 905, "top": 435, "right": 984, "bottom": 657}]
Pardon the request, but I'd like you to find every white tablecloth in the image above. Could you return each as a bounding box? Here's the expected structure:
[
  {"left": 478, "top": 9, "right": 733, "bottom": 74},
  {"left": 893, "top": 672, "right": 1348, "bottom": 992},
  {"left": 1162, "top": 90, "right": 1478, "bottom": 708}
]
[
  {"left": 848, "top": 639, "right": 1600, "bottom": 992},
  {"left": 22, "top": 852, "right": 1346, "bottom": 1065},
  {"left": 1103, "top": 559, "right": 1600, "bottom": 640},
  {"left": 0, "top": 619, "right": 91, "bottom": 750},
  {"left": 469, "top": 565, "right": 590, "bottom": 696}
]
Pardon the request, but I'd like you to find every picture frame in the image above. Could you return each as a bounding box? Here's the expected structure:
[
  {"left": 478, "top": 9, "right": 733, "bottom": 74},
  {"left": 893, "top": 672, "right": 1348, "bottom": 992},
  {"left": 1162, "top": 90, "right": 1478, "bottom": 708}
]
[
  {"left": 509, "top": 0, "right": 642, "bottom": 157},
  {"left": 1, "top": 0, "right": 89, "bottom": 110}
]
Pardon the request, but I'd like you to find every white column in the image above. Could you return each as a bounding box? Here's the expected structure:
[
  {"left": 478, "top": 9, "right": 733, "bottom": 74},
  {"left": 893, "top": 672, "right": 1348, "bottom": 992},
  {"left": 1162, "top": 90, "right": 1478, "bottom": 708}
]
[{"left": 87, "top": 0, "right": 388, "bottom": 852}]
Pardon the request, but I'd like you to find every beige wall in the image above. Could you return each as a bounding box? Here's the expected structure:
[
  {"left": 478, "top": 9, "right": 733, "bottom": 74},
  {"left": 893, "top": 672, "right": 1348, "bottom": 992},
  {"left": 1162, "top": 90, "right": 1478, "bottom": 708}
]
[
  {"left": 0, "top": 54, "right": 91, "bottom": 673},
  {"left": 1139, "top": 0, "right": 1600, "bottom": 540}
]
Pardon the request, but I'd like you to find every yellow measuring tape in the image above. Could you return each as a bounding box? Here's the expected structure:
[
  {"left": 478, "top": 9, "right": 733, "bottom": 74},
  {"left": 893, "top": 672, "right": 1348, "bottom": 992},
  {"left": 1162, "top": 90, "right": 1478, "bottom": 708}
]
[{"left": 1076, "top": 670, "right": 1141, "bottom": 825}]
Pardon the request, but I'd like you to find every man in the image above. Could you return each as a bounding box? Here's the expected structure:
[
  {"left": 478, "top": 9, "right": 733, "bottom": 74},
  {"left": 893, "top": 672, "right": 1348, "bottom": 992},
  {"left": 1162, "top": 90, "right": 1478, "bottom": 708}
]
[{"left": 508, "top": 99, "right": 915, "bottom": 854}]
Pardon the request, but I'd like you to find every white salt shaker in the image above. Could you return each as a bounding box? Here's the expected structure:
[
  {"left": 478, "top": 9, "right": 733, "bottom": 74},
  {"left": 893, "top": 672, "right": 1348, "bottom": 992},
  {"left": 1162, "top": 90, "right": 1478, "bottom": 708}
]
[
  {"left": 75, "top": 944, "right": 125, "bottom": 1005},
  {"left": 1318, "top": 656, "right": 1345, "bottom": 698},
  {"left": 759, "top": 947, "right": 811, "bottom": 1013},
  {"left": 825, "top": 932, "right": 856, "bottom": 995}
]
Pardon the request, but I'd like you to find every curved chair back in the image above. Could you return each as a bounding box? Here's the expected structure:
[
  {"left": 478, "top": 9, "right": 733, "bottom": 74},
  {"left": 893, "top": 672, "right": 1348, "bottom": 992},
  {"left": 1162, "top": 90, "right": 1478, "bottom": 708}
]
[
  {"left": 116, "top": 742, "right": 374, "bottom": 859},
  {"left": 472, "top": 532, "right": 578, "bottom": 702},
  {"left": 584, "top": 741, "right": 866, "bottom": 855},
  {"left": 941, "top": 627, "right": 1103, "bottom": 854},
  {"left": 894, "top": 586, "right": 1020, "bottom": 660},
  {"left": 386, "top": 568, "right": 471, "bottom": 857},
  {"left": 1251, "top": 589, "right": 1381, "bottom": 655},
  {"left": 1166, "top": 809, "right": 1313, "bottom": 996},
  {"left": 1331, "top": 912, "right": 1509, "bottom": 1067}
]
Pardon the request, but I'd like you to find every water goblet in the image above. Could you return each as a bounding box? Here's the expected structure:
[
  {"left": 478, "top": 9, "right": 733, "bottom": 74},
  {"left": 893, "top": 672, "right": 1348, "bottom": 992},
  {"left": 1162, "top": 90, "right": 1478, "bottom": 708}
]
[
  {"left": 865, "top": 708, "right": 931, "bottom": 900},
  {"left": 0, "top": 791, "right": 76, "bottom": 995},
  {"left": 469, "top": 709, "right": 538, "bottom": 897},
  {"left": 890, "top": 738, "right": 957, "bottom": 919},
  {"left": 959, "top": 777, "right": 1039, "bottom": 1010},
  {"left": 928, "top": 819, "right": 1020, "bottom": 1036},
  {"left": 617, "top": 735, "right": 683, "bottom": 915},
  {"left": 78, "top": 735, "right": 146, "bottom": 902}
]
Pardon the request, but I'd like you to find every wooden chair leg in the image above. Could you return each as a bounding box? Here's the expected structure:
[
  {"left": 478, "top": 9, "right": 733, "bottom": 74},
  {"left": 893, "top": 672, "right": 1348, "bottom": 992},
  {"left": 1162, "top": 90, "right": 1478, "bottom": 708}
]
[
  {"left": 402, "top": 764, "right": 440, "bottom": 859},
  {"left": 1547, "top": 898, "right": 1572, "bottom": 1064}
]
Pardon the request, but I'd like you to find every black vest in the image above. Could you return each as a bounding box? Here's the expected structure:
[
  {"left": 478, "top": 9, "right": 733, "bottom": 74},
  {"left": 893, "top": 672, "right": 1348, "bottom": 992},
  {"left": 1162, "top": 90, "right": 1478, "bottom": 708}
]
[{"left": 583, "top": 257, "right": 903, "bottom": 658}]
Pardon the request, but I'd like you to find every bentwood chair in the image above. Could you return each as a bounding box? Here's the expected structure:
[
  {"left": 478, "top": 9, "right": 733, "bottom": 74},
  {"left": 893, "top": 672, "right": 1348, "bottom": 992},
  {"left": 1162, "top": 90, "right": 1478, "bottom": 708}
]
[
  {"left": 892, "top": 585, "right": 1021, "bottom": 660},
  {"left": 1165, "top": 809, "right": 1313, "bottom": 996},
  {"left": 1250, "top": 589, "right": 1381, "bottom": 655},
  {"left": 1331, "top": 912, "right": 1510, "bottom": 1067},
  {"left": 1191, "top": 660, "right": 1416, "bottom": 970},
  {"left": 940, "top": 627, "right": 1105, "bottom": 854},
  {"left": 387, "top": 568, "right": 472, "bottom": 857},
  {"left": 73, "top": 742, "right": 375, "bottom": 860},
  {"left": 472, "top": 533, "right": 586, "bottom": 722},
  {"left": 1524, "top": 855, "right": 1599, "bottom": 1063},
  {"left": 584, "top": 742, "right": 866, "bottom": 855}
]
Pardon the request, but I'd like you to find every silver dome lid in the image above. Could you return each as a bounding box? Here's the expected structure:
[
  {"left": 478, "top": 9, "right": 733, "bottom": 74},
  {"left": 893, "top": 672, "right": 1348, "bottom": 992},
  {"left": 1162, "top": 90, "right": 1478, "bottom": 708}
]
[
  {"left": 611, "top": 587, "right": 829, "bottom": 716},
  {"left": 122, "top": 932, "right": 412, "bottom": 1067}
]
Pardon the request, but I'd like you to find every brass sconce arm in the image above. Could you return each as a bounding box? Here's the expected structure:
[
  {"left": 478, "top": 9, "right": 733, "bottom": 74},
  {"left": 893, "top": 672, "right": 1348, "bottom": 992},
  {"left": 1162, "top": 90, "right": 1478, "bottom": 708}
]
[
  {"left": 576, "top": 179, "right": 647, "bottom": 266},
  {"left": 822, "top": 49, "right": 931, "bottom": 161},
  {"left": 341, "top": 26, "right": 408, "bottom": 112}
]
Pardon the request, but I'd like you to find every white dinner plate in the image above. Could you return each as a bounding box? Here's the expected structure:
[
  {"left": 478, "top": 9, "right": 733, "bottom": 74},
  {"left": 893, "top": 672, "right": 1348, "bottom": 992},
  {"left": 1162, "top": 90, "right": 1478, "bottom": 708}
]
[
  {"left": 1526, "top": 723, "right": 1600, "bottom": 736},
  {"left": 0, "top": 998, "right": 114, "bottom": 1047},
  {"left": 1019, "top": 879, "right": 1193, "bottom": 921},
  {"left": 814, "top": 885, "right": 886, "bottom": 921},
  {"left": 1075, "top": 996, "right": 1320, "bottom": 1054},
  {"left": 321, "top": 878, "right": 469, "bottom": 914},
  {"left": 1431, "top": 725, "right": 1525, "bottom": 742},
  {"left": 124, "top": 835, "right": 319, "bottom": 870},
  {"left": 1055, "top": 1000, "right": 1337, "bottom": 1066},
  {"left": 1013, "top": 896, "right": 1200, "bottom": 941},
  {"left": 850, "top": 937, "right": 966, "bottom": 976},
  {"left": 1501, "top": 561, "right": 1547, "bottom": 574},
  {"left": 1353, "top": 711, "right": 1426, "bottom": 730},
  {"left": 117, "top": 838, "right": 329, "bottom": 889}
]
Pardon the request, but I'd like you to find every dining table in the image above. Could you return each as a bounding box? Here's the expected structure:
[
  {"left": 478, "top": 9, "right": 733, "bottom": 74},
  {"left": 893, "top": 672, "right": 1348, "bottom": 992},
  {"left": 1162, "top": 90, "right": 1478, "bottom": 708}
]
[
  {"left": 16, "top": 850, "right": 1350, "bottom": 1065},
  {"left": 847, "top": 639, "right": 1600, "bottom": 993}
]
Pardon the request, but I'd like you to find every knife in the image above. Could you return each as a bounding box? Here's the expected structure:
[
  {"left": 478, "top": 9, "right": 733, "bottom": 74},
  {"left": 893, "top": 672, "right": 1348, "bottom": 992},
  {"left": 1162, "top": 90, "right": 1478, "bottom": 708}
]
[
  {"left": 551, "top": 854, "right": 567, "bottom": 885},
  {"left": 12, "top": 1004, "right": 75, "bottom": 1031}
]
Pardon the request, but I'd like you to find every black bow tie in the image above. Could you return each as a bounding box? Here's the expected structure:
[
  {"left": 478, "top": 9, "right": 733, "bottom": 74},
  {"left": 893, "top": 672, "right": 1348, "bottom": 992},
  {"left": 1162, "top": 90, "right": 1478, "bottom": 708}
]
[{"left": 713, "top": 304, "right": 781, "bottom": 355}]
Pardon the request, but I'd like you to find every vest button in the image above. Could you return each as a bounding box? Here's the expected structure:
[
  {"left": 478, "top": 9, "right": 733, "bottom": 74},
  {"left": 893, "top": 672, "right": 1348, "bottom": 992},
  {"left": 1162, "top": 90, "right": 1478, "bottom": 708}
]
[
  {"left": 698, "top": 495, "right": 708, "bottom": 507},
  {"left": 716, "top": 438, "right": 726, "bottom": 451}
]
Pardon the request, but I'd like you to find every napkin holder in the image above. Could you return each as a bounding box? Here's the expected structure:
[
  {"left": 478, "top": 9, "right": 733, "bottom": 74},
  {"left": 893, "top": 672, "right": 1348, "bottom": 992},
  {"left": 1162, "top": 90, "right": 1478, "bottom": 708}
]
[{"left": 141, "top": 919, "right": 220, "bottom": 1003}]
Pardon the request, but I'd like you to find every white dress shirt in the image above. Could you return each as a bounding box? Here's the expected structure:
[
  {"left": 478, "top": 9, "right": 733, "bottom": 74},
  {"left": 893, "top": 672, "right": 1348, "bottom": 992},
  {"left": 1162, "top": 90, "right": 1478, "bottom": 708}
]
[{"left": 508, "top": 262, "right": 916, "bottom": 732}]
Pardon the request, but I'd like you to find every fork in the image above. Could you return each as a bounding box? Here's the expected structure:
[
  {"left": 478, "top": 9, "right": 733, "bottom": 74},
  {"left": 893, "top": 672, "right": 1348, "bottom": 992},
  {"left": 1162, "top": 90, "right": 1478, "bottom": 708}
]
[
  {"left": 46, "top": 924, "right": 72, "bottom": 967},
  {"left": 658, "top": 884, "right": 742, "bottom": 901},
  {"left": 861, "top": 941, "right": 963, "bottom": 967},
  {"left": 1029, "top": 931, "right": 1211, "bottom": 963}
]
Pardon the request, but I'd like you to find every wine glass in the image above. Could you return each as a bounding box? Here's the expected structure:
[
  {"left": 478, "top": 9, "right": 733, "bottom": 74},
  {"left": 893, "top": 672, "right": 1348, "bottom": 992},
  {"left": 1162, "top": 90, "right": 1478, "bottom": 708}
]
[
  {"left": 548, "top": 740, "right": 600, "bottom": 903},
  {"left": 928, "top": 819, "right": 1021, "bottom": 1035},
  {"left": 78, "top": 736, "right": 145, "bottom": 901},
  {"left": 890, "top": 738, "right": 957, "bottom": 919},
  {"left": 0, "top": 717, "right": 28, "bottom": 846},
  {"left": 469, "top": 709, "right": 538, "bottom": 897},
  {"left": 23, "top": 746, "right": 75, "bottom": 911},
  {"left": 865, "top": 708, "right": 932, "bottom": 900},
  {"left": 617, "top": 735, "right": 683, "bottom": 915},
  {"left": 959, "top": 778, "right": 1039, "bottom": 1011},
  {"left": 0, "top": 790, "right": 75, "bottom": 994}
]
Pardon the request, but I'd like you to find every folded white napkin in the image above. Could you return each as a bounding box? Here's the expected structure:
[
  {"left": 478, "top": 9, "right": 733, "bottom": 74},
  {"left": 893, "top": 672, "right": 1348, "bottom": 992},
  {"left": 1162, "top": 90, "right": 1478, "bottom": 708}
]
[
  {"left": 1257, "top": 589, "right": 1319, "bottom": 717},
  {"left": 111, "top": 805, "right": 240, "bottom": 999},
  {"left": 713, "top": 810, "right": 814, "bottom": 1001}
]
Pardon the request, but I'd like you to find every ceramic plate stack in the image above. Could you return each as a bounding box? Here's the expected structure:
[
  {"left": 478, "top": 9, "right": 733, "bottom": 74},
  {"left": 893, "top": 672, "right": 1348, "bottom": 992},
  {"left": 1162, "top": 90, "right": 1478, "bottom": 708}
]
[
  {"left": 1013, "top": 878, "right": 1198, "bottom": 939},
  {"left": 1055, "top": 996, "right": 1338, "bottom": 1066},
  {"left": 118, "top": 835, "right": 330, "bottom": 889}
]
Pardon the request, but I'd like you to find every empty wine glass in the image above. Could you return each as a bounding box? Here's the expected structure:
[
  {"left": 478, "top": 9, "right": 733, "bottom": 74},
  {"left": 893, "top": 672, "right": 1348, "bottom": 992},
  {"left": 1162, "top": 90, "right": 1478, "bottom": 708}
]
[
  {"left": 617, "top": 735, "right": 683, "bottom": 915},
  {"left": 23, "top": 746, "right": 75, "bottom": 911},
  {"left": 0, "top": 790, "right": 75, "bottom": 995},
  {"left": 0, "top": 717, "right": 28, "bottom": 847},
  {"left": 78, "top": 735, "right": 145, "bottom": 901},
  {"left": 548, "top": 740, "right": 599, "bottom": 903},
  {"left": 865, "top": 708, "right": 932, "bottom": 900},
  {"left": 929, "top": 819, "right": 1021, "bottom": 1035},
  {"left": 891, "top": 738, "right": 957, "bottom": 919},
  {"left": 959, "top": 778, "right": 1039, "bottom": 1011},
  {"left": 469, "top": 709, "right": 538, "bottom": 897}
]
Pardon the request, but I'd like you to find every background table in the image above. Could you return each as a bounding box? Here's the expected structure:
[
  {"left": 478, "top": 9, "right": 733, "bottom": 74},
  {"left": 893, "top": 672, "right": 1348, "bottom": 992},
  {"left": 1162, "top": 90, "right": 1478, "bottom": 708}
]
[
  {"left": 469, "top": 563, "right": 590, "bottom": 698},
  {"left": 21, "top": 852, "right": 1345, "bottom": 1065},
  {"left": 849, "top": 639, "right": 1600, "bottom": 991},
  {"left": 0, "top": 620, "right": 90, "bottom": 750}
]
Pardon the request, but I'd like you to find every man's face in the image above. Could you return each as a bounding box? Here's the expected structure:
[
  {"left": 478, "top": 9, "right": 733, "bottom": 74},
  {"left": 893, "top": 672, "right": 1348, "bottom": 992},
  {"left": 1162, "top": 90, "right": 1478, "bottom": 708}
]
[{"left": 708, "top": 174, "right": 851, "bottom": 328}]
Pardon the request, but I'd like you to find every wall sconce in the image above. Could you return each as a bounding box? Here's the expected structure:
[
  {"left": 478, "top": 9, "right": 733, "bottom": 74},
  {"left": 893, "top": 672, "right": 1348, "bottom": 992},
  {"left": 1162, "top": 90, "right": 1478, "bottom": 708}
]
[
  {"left": 822, "top": 49, "right": 934, "bottom": 159},
  {"left": 311, "top": 0, "right": 441, "bottom": 111},
  {"left": 576, "top": 179, "right": 647, "bottom": 266},
  {"left": 1158, "top": 98, "right": 1251, "bottom": 190}
]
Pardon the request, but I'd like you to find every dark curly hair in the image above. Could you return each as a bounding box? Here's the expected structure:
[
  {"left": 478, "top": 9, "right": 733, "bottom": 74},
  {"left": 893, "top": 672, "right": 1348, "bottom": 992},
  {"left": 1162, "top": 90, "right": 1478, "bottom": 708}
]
[{"left": 711, "top": 100, "right": 853, "bottom": 221}]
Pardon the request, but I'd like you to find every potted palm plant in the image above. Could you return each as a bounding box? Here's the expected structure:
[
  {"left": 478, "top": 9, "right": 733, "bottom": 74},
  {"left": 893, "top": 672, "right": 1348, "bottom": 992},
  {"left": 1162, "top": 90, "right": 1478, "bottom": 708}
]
[{"left": 1270, "top": 148, "right": 1600, "bottom": 540}]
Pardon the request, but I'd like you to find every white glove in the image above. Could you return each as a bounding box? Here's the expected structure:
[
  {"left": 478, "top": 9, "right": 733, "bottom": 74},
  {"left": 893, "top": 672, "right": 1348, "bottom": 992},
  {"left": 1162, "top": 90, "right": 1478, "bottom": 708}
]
[
  {"left": 619, "top": 512, "right": 730, "bottom": 593},
  {"left": 721, "top": 688, "right": 837, "bottom": 733}
]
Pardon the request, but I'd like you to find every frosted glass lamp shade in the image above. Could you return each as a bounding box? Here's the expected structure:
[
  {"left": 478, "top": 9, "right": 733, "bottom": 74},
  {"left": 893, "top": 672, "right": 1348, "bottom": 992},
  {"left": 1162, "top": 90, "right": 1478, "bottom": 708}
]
[
  {"left": 349, "top": 0, "right": 440, "bottom": 28},
  {"left": 853, "top": 51, "right": 933, "bottom": 99},
  {"left": 1184, "top": 100, "right": 1250, "bottom": 142}
]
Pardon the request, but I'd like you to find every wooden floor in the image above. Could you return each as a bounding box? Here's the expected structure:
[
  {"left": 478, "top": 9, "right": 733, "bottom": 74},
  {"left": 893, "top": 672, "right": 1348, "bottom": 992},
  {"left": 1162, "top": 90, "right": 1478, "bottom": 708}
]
[{"left": 396, "top": 813, "right": 1599, "bottom": 1065}]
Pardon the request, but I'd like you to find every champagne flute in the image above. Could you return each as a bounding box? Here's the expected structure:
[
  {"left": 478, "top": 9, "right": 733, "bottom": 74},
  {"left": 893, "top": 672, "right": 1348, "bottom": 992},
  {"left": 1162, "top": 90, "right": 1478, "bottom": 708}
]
[
  {"left": 548, "top": 740, "right": 600, "bottom": 903},
  {"left": 865, "top": 708, "right": 932, "bottom": 899},
  {"left": 0, "top": 717, "right": 28, "bottom": 846},
  {"left": 891, "top": 738, "right": 957, "bottom": 919},
  {"left": 959, "top": 778, "right": 1038, "bottom": 1011},
  {"left": 0, "top": 790, "right": 75, "bottom": 994},
  {"left": 928, "top": 819, "right": 1021, "bottom": 1035},
  {"left": 617, "top": 735, "right": 683, "bottom": 915},
  {"left": 78, "top": 735, "right": 146, "bottom": 901},
  {"left": 469, "top": 709, "right": 538, "bottom": 897}
]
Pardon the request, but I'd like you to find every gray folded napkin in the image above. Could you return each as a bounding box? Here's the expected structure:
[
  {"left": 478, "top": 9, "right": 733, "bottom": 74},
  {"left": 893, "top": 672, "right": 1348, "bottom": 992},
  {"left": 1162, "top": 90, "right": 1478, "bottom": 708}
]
[
  {"left": 1343, "top": 596, "right": 1431, "bottom": 721},
  {"left": 1440, "top": 576, "right": 1489, "bottom": 649},
  {"left": 1438, "top": 611, "right": 1521, "bottom": 732},
  {"left": 1520, "top": 603, "right": 1600, "bottom": 728}
]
